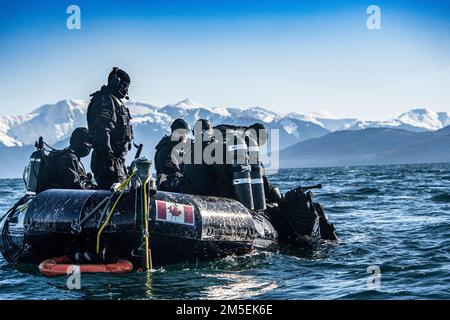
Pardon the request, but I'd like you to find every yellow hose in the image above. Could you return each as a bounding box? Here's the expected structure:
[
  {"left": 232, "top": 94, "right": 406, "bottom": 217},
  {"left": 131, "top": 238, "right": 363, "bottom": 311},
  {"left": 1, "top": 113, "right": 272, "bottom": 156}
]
[
  {"left": 143, "top": 175, "right": 152, "bottom": 271},
  {"left": 96, "top": 170, "right": 137, "bottom": 254}
]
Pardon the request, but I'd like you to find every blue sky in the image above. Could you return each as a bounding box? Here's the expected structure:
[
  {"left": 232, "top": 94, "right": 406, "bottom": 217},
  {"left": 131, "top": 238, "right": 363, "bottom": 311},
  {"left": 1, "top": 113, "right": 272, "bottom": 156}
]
[{"left": 0, "top": 0, "right": 449, "bottom": 120}]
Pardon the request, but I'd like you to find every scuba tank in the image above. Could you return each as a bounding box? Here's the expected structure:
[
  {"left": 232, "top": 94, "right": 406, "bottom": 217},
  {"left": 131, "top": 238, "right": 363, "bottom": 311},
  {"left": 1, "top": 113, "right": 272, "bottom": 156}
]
[
  {"left": 226, "top": 131, "right": 254, "bottom": 210},
  {"left": 24, "top": 137, "right": 47, "bottom": 194},
  {"left": 247, "top": 136, "right": 267, "bottom": 211},
  {"left": 250, "top": 164, "right": 266, "bottom": 210}
]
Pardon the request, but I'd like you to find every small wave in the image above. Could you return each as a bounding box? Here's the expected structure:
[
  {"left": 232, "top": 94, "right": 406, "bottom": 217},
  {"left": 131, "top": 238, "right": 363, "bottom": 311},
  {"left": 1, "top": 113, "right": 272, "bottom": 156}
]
[
  {"left": 431, "top": 193, "right": 450, "bottom": 203},
  {"left": 351, "top": 187, "right": 381, "bottom": 195}
]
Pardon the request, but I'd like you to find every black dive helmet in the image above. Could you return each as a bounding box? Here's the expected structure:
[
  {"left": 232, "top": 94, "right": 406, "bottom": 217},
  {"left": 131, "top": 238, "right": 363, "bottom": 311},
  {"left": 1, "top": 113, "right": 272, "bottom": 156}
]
[{"left": 108, "top": 67, "right": 131, "bottom": 100}]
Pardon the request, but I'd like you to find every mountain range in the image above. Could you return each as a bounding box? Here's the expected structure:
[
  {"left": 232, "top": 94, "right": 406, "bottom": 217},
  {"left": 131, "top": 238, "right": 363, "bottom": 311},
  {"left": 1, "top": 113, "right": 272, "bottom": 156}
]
[
  {"left": 280, "top": 126, "right": 450, "bottom": 168},
  {"left": 0, "top": 98, "right": 449, "bottom": 178}
]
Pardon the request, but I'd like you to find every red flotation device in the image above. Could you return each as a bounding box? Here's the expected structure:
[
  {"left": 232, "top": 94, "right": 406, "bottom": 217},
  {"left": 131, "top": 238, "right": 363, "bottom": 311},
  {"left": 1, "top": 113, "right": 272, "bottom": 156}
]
[{"left": 39, "top": 255, "right": 133, "bottom": 277}]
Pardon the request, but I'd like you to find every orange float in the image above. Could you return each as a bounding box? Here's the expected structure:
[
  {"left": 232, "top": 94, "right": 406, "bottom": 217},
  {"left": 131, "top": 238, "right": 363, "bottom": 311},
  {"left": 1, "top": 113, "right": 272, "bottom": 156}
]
[{"left": 39, "top": 255, "right": 133, "bottom": 277}]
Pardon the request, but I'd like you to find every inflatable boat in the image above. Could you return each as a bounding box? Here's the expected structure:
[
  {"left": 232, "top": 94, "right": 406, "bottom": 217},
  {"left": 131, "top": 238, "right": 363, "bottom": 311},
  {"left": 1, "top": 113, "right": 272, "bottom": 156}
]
[
  {"left": 1, "top": 142, "right": 337, "bottom": 273},
  {"left": 0, "top": 184, "right": 335, "bottom": 271},
  {"left": 0, "top": 184, "right": 279, "bottom": 265}
]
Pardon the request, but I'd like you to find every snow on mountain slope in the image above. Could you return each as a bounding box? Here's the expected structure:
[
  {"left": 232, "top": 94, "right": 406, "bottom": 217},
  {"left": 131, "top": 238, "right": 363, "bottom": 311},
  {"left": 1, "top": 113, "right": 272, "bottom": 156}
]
[
  {"left": 1, "top": 98, "right": 449, "bottom": 177},
  {"left": 126, "top": 101, "right": 160, "bottom": 116},
  {"left": 0, "top": 114, "right": 36, "bottom": 146},
  {"left": 0, "top": 98, "right": 448, "bottom": 152},
  {"left": 0, "top": 132, "right": 22, "bottom": 147},
  {"left": 288, "top": 112, "right": 358, "bottom": 132},
  {"left": 6, "top": 99, "right": 89, "bottom": 145},
  {"left": 239, "top": 107, "right": 279, "bottom": 123},
  {"left": 397, "top": 108, "right": 443, "bottom": 131},
  {"left": 0, "top": 98, "right": 332, "bottom": 154},
  {"left": 345, "top": 119, "right": 423, "bottom": 132},
  {"left": 280, "top": 127, "right": 450, "bottom": 168},
  {"left": 346, "top": 108, "right": 450, "bottom": 132},
  {"left": 437, "top": 112, "right": 450, "bottom": 127}
]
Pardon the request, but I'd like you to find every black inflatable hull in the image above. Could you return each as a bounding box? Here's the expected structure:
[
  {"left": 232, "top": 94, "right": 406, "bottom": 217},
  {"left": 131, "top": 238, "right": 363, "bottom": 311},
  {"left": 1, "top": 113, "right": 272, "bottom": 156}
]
[{"left": 1, "top": 189, "right": 278, "bottom": 267}]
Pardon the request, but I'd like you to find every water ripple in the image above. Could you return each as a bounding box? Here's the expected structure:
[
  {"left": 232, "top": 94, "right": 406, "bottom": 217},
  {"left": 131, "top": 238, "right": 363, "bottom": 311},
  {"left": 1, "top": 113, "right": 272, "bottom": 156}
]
[{"left": 0, "top": 163, "right": 449, "bottom": 299}]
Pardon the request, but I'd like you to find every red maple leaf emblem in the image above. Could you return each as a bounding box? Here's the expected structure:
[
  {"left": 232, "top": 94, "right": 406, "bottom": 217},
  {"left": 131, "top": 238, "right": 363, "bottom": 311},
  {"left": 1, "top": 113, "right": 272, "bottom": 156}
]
[{"left": 168, "top": 205, "right": 182, "bottom": 216}]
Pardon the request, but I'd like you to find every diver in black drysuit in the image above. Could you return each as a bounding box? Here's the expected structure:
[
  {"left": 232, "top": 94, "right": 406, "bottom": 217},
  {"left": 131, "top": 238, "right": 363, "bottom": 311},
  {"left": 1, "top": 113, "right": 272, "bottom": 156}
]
[
  {"left": 38, "top": 127, "right": 94, "bottom": 192},
  {"left": 246, "top": 122, "right": 339, "bottom": 242},
  {"left": 87, "top": 67, "right": 133, "bottom": 190},
  {"left": 154, "top": 118, "right": 190, "bottom": 188},
  {"left": 178, "top": 119, "right": 217, "bottom": 195},
  {"left": 155, "top": 119, "right": 216, "bottom": 194}
]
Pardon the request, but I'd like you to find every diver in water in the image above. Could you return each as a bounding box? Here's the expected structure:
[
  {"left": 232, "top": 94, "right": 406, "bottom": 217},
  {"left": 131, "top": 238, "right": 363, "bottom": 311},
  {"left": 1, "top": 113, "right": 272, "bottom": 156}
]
[
  {"left": 247, "top": 122, "right": 339, "bottom": 242},
  {"left": 38, "top": 127, "right": 93, "bottom": 192},
  {"left": 87, "top": 67, "right": 133, "bottom": 190},
  {"left": 154, "top": 118, "right": 190, "bottom": 183}
]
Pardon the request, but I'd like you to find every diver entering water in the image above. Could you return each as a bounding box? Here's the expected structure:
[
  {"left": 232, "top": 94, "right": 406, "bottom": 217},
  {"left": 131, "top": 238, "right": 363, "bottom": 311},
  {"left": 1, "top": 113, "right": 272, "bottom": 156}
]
[
  {"left": 87, "top": 67, "right": 133, "bottom": 190},
  {"left": 38, "top": 127, "right": 94, "bottom": 193}
]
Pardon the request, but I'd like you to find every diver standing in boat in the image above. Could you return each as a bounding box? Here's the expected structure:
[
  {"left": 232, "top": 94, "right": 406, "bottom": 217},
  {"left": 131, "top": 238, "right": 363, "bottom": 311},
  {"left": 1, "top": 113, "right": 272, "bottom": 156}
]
[
  {"left": 38, "top": 127, "right": 93, "bottom": 192},
  {"left": 87, "top": 67, "right": 133, "bottom": 190}
]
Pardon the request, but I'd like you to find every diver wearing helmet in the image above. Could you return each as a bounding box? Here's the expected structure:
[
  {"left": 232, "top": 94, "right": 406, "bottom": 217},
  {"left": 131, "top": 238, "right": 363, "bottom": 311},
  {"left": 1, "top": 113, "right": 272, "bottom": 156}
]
[
  {"left": 154, "top": 118, "right": 191, "bottom": 191},
  {"left": 170, "top": 118, "right": 216, "bottom": 195},
  {"left": 154, "top": 118, "right": 190, "bottom": 177},
  {"left": 86, "top": 67, "right": 133, "bottom": 189},
  {"left": 38, "top": 127, "right": 94, "bottom": 192}
]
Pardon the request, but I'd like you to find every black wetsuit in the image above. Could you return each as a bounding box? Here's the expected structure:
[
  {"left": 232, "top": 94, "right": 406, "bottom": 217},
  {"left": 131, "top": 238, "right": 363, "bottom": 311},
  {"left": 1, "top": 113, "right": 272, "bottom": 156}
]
[
  {"left": 154, "top": 135, "right": 184, "bottom": 176},
  {"left": 87, "top": 86, "right": 133, "bottom": 189},
  {"left": 178, "top": 139, "right": 216, "bottom": 196},
  {"left": 38, "top": 148, "right": 87, "bottom": 192}
]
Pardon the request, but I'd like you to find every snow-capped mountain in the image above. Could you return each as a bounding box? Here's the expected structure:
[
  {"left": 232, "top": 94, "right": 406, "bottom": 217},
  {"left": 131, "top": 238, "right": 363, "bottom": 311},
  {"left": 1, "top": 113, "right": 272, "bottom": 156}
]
[
  {"left": 346, "top": 108, "right": 450, "bottom": 132},
  {"left": 287, "top": 110, "right": 358, "bottom": 132},
  {"left": 0, "top": 99, "right": 449, "bottom": 178},
  {"left": 0, "top": 98, "right": 330, "bottom": 152},
  {"left": 1, "top": 100, "right": 449, "bottom": 151},
  {"left": 280, "top": 126, "right": 450, "bottom": 168}
]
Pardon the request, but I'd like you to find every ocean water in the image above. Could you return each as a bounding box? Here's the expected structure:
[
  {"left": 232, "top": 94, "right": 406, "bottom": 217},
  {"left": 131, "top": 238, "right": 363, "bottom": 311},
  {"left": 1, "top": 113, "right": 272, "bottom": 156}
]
[{"left": 0, "top": 163, "right": 449, "bottom": 300}]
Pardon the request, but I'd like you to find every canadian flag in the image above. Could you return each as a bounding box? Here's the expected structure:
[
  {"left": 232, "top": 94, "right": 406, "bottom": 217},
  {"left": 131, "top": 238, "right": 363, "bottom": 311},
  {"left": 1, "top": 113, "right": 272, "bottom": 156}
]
[{"left": 155, "top": 200, "right": 195, "bottom": 226}]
